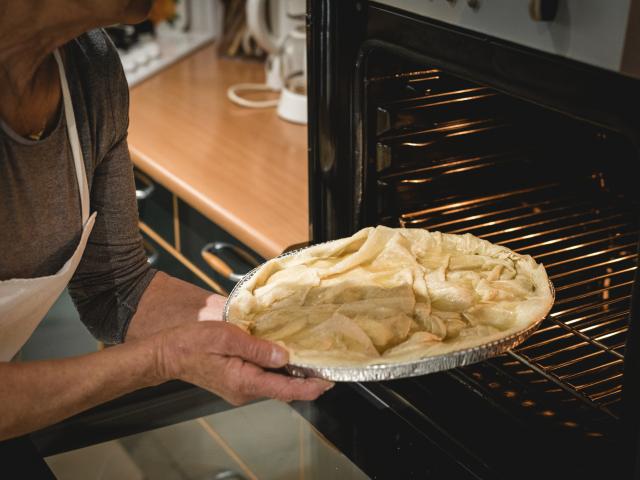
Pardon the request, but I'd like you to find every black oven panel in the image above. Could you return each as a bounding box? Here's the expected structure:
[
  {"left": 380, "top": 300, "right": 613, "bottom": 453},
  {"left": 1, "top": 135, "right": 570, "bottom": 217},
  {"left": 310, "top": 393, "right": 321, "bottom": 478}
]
[{"left": 307, "top": 1, "right": 640, "bottom": 478}]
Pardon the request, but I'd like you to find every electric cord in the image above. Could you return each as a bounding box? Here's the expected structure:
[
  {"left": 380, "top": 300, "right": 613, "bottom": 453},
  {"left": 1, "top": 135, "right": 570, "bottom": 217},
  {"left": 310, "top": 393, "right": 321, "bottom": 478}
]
[{"left": 226, "top": 83, "right": 280, "bottom": 108}]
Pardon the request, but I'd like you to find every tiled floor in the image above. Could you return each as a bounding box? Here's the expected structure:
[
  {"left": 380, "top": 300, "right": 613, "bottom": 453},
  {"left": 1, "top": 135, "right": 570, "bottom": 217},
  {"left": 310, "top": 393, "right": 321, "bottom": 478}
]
[{"left": 46, "top": 400, "right": 369, "bottom": 480}]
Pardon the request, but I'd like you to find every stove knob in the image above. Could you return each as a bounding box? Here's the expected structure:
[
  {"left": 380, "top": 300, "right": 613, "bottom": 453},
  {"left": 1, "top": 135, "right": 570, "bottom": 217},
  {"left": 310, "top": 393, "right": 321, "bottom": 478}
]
[{"left": 529, "top": 0, "right": 559, "bottom": 21}]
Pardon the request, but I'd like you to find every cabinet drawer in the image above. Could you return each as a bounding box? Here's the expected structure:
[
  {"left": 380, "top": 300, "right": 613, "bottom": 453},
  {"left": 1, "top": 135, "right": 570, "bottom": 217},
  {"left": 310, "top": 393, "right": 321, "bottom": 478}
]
[
  {"left": 141, "top": 230, "right": 210, "bottom": 292},
  {"left": 134, "top": 168, "right": 174, "bottom": 246},
  {"left": 177, "top": 199, "right": 264, "bottom": 293}
]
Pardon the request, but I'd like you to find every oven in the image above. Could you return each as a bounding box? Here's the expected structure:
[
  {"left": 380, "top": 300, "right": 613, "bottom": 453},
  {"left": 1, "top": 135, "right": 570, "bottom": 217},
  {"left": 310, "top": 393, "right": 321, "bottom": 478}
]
[{"left": 302, "top": 1, "right": 640, "bottom": 478}]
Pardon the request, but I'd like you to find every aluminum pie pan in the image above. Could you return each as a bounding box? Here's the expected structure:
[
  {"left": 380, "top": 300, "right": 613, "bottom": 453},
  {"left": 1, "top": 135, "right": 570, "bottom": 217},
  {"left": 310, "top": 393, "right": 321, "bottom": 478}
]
[{"left": 223, "top": 244, "right": 555, "bottom": 382}]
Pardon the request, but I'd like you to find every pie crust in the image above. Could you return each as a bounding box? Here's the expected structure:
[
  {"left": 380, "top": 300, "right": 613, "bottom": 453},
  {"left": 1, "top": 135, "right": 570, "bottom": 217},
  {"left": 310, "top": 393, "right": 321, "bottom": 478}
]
[{"left": 227, "top": 226, "right": 554, "bottom": 367}]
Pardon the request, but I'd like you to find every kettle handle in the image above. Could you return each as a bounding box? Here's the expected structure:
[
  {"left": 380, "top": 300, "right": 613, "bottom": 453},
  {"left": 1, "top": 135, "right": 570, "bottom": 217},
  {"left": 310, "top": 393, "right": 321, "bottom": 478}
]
[{"left": 246, "top": 0, "right": 281, "bottom": 55}]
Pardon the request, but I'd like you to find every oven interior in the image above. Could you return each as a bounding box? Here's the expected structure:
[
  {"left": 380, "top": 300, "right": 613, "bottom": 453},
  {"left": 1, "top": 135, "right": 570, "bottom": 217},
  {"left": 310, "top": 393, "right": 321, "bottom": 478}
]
[{"left": 359, "top": 48, "right": 640, "bottom": 460}]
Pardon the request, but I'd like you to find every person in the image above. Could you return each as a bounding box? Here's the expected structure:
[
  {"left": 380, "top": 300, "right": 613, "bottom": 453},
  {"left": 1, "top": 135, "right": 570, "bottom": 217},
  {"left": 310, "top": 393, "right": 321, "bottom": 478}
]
[{"left": 0, "top": 0, "right": 331, "bottom": 441}]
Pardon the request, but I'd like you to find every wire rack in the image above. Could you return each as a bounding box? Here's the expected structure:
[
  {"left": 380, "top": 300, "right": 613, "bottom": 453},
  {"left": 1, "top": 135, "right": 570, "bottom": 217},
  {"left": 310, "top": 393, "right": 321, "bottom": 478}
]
[
  {"left": 398, "top": 183, "right": 638, "bottom": 419},
  {"left": 365, "top": 65, "right": 639, "bottom": 432}
]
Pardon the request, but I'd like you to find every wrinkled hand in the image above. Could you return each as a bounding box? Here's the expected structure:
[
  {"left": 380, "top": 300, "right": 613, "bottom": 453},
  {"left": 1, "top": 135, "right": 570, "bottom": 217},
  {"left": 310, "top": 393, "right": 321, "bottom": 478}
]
[{"left": 152, "top": 321, "right": 333, "bottom": 405}]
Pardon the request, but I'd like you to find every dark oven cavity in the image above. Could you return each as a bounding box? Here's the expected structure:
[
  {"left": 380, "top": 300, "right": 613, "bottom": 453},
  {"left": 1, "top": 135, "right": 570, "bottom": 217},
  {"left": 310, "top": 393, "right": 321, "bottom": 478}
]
[
  {"left": 359, "top": 49, "right": 640, "bottom": 478},
  {"left": 366, "top": 49, "right": 638, "bottom": 423}
]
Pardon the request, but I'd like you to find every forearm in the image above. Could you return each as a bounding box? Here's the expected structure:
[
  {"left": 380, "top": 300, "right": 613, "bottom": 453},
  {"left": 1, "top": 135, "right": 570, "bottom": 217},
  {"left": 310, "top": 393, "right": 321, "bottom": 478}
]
[
  {"left": 125, "top": 271, "right": 227, "bottom": 342},
  {"left": 0, "top": 339, "right": 160, "bottom": 441},
  {"left": 121, "top": 274, "right": 330, "bottom": 407}
]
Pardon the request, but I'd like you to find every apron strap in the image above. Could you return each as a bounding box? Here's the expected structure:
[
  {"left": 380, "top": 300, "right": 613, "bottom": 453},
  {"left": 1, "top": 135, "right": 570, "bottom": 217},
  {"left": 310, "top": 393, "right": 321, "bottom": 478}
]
[{"left": 53, "top": 49, "right": 90, "bottom": 225}]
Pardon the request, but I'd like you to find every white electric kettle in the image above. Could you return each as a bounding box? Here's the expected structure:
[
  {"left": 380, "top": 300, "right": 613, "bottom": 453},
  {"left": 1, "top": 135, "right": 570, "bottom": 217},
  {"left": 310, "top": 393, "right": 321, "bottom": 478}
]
[{"left": 227, "top": 0, "right": 307, "bottom": 125}]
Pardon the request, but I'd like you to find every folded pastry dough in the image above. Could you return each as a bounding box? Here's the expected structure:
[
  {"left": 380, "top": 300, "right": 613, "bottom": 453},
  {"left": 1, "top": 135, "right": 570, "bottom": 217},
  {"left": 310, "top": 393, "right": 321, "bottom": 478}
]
[{"left": 227, "top": 226, "right": 553, "bottom": 367}]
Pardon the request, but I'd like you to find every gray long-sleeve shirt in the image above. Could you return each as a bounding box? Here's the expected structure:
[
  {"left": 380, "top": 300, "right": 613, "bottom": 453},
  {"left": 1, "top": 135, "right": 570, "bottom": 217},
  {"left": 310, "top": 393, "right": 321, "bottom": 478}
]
[{"left": 0, "top": 30, "right": 156, "bottom": 344}]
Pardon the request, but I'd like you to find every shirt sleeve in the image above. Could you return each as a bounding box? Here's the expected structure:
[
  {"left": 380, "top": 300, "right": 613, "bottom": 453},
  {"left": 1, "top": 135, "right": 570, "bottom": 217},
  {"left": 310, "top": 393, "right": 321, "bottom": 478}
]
[{"left": 68, "top": 32, "right": 157, "bottom": 344}]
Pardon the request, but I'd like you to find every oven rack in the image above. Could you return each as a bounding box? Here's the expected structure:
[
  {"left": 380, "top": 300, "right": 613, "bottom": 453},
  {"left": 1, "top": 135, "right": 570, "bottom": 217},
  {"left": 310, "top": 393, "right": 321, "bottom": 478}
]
[
  {"left": 367, "top": 68, "right": 473, "bottom": 105},
  {"left": 399, "top": 183, "right": 638, "bottom": 421},
  {"left": 376, "top": 86, "right": 503, "bottom": 135}
]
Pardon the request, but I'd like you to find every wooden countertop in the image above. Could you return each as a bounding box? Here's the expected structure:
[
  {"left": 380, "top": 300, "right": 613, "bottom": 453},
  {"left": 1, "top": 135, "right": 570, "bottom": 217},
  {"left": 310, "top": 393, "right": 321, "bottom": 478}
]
[{"left": 128, "top": 43, "right": 308, "bottom": 259}]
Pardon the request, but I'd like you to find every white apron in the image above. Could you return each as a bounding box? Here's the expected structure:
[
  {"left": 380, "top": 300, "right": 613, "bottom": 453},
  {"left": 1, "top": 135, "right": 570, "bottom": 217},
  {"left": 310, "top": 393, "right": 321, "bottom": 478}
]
[{"left": 0, "top": 50, "right": 97, "bottom": 362}]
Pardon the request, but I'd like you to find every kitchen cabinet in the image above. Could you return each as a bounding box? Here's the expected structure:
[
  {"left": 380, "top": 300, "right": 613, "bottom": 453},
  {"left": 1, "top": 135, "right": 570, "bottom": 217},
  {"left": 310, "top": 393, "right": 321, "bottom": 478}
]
[
  {"left": 127, "top": 43, "right": 308, "bottom": 260},
  {"left": 140, "top": 229, "right": 209, "bottom": 291},
  {"left": 177, "top": 199, "right": 263, "bottom": 294},
  {"left": 134, "top": 167, "right": 264, "bottom": 296},
  {"left": 135, "top": 169, "right": 174, "bottom": 245}
]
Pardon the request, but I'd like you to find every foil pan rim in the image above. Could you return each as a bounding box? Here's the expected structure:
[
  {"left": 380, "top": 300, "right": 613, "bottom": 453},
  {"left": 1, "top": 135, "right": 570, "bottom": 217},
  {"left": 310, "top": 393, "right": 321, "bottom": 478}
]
[{"left": 223, "top": 242, "right": 555, "bottom": 382}]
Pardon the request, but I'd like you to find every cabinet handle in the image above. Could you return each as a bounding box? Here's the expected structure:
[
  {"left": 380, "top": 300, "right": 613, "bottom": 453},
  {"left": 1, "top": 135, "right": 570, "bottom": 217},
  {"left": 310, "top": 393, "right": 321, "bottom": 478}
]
[
  {"left": 134, "top": 170, "right": 156, "bottom": 201},
  {"left": 143, "top": 239, "right": 159, "bottom": 266},
  {"left": 201, "top": 242, "right": 260, "bottom": 282}
]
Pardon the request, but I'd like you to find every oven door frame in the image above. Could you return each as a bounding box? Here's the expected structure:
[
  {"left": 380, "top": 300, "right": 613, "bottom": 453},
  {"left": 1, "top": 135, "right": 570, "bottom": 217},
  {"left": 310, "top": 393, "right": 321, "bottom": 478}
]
[{"left": 307, "top": 1, "right": 640, "bottom": 477}]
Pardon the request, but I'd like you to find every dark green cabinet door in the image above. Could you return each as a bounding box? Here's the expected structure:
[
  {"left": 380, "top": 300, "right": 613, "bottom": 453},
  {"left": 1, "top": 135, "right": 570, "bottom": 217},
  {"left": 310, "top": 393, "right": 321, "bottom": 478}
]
[
  {"left": 177, "top": 199, "right": 264, "bottom": 293},
  {"left": 135, "top": 169, "right": 174, "bottom": 246},
  {"left": 141, "top": 231, "right": 211, "bottom": 292}
]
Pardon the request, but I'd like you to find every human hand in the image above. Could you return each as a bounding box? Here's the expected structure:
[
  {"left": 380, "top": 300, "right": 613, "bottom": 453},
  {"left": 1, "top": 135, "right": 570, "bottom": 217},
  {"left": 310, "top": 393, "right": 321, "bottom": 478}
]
[
  {"left": 196, "top": 294, "right": 227, "bottom": 322},
  {"left": 152, "top": 321, "right": 333, "bottom": 405}
]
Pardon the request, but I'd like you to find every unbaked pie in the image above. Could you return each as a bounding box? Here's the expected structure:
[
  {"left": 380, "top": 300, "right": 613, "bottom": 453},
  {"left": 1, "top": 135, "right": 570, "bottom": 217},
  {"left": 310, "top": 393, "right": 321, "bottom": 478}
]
[{"left": 226, "top": 226, "right": 553, "bottom": 367}]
